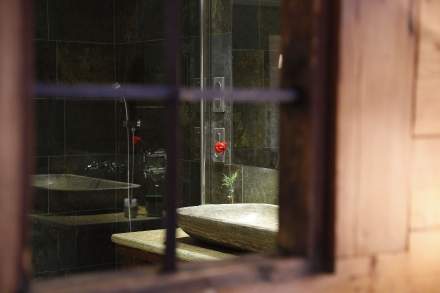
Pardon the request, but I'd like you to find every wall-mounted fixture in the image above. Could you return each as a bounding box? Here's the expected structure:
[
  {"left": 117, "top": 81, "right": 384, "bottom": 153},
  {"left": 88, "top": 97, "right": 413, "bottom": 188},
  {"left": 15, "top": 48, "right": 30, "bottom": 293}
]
[{"left": 212, "top": 77, "right": 225, "bottom": 113}]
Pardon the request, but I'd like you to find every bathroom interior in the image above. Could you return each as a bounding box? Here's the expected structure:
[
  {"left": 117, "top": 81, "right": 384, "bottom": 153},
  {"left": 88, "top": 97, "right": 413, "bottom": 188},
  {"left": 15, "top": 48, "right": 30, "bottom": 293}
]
[{"left": 33, "top": 0, "right": 281, "bottom": 278}]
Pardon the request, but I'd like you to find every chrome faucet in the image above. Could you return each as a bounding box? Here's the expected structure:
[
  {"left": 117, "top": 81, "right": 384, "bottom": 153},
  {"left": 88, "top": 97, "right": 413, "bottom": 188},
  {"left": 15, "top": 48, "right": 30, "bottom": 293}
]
[
  {"left": 143, "top": 150, "right": 167, "bottom": 180},
  {"left": 85, "top": 161, "right": 100, "bottom": 171},
  {"left": 84, "top": 161, "right": 126, "bottom": 174}
]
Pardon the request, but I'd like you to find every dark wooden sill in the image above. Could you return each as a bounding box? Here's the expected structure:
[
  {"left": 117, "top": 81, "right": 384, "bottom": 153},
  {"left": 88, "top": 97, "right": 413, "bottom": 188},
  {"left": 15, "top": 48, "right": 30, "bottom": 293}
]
[{"left": 32, "top": 256, "right": 308, "bottom": 292}]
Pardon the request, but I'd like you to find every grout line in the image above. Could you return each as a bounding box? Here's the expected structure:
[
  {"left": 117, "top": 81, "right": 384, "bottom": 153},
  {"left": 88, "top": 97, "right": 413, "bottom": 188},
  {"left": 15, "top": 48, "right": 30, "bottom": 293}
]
[
  {"left": 44, "top": 39, "right": 116, "bottom": 46},
  {"left": 46, "top": 0, "right": 50, "bottom": 39},
  {"left": 47, "top": 158, "right": 51, "bottom": 213},
  {"left": 241, "top": 165, "right": 244, "bottom": 203}
]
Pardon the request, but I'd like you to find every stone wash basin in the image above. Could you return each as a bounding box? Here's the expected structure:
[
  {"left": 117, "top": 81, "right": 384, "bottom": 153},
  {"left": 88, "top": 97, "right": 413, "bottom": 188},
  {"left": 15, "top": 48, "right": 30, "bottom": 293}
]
[
  {"left": 177, "top": 204, "right": 278, "bottom": 252},
  {"left": 33, "top": 174, "right": 140, "bottom": 191},
  {"left": 32, "top": 174, "right": 140, "bottom": 214}
]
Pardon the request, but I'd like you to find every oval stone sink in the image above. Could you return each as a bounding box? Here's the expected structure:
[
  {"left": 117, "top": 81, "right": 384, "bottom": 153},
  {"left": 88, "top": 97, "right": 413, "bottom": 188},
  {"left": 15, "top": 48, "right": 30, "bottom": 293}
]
[
  {"left": 177, "top": 204, "right": 278, "bottom": 252},
  {"left": 32, "top": 174, "right": 140, "bottom": 214},
  {"left": 33, "top": 174, "right": 140, "bottom": 191}
]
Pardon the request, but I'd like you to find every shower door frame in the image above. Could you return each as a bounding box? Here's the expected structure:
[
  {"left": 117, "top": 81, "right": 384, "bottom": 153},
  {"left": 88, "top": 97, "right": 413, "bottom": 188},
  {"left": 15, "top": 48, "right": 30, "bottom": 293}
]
[
  {"left": 200, "top": 0, "right": 208, "bottom": 204},
  {"left": 199, "top": 0, "right": 238, "bottom": 205}
]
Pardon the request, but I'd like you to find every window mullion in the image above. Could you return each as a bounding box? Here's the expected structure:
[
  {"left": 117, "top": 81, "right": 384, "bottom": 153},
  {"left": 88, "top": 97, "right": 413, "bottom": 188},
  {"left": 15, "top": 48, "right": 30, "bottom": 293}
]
[{"left": 163, "top": 0, "right": 182, "bottom": 273}]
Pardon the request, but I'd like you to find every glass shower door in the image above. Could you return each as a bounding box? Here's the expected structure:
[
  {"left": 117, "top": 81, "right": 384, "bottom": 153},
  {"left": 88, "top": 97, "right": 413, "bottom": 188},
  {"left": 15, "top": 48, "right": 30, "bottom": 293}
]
[
  {"left": 32, "top": 0, "right": 202, "bottom": 278},
  {"left": 201, "top": 0, "right": 281, "bottom": 205}
]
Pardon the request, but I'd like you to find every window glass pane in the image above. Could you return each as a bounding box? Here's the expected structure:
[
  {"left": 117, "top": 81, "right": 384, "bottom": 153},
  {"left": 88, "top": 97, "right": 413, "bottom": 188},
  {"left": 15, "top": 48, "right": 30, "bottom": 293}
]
[
  {"left": 203, "top": 101, "right": 279, "bottom": 206},
  {"left": 205, "top": 0, "right": 281, "bottom": 89},
  {"left": 32, "top": 0, "right": 288, "bottom": 281},
  {"left": 32, "top": 97, "right": 168, "bottom": 278},
  {"left": 35, "top": 0, "right": 201, "bottom": 86},
  {"left": 32, "top": 0, "right": 201, "bottom": 279},
  {"left": 197, "top": 0, "right": 281, "bottom": 254},
  {"left": 202, "top": 0, "right": 281, "bottom": 204}
]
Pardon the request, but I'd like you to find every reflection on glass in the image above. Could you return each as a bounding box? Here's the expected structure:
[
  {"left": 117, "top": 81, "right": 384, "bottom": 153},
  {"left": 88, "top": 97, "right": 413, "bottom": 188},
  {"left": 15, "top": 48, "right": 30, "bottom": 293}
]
[{"left": 32, "top": 0, "right": 281, "bottom": 279}]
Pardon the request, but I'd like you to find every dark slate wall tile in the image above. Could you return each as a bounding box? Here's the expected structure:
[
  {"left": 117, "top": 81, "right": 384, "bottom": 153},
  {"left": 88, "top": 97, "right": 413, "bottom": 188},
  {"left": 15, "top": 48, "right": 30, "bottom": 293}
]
[
  {"left": 31, "top": 222, "right": 60, "bottom": 274},
  {"left": 47, "top": 156, "right": 67, "bottom": 174},
  {"left": 77, "top": 226, "right": 115, "bottom": 267},
  {"left": 254, "top": 148, "right": 279, "bottom": 169},
  {"left": 232, "top": 4, "right": 259, "bottom": 50},
  {"left": 119, "top": 39, "right": 188, "bottom": 84},
  {"left": 233, "top": 103, "right": 266, "bottom": 148},
  {"left": 34, "top": 98, "right": 65, "bottom": 157},
  {"left": 181, "top": 102, "right": 201, "bottom": 160},
  {"left": 181, "top": 37, "right": 201, "bottom": 86},
  {"left": 115, "top": 0, "right": 139, "bottom": 43},
  {"left": 35, "top": 157, "right": 49, "bottom": 175},
  {"left": 143, "top": 41, "right": 165, "bottom": 83},
  {"left": 136, "top": 0, "right": 165, "bottom": 41},
  {"left": 259, "top": 3, "right": 280, "bottom": 50},
  {"left": 242, "top": 165, "right": 278, "bottom": 204},
  {"left": 232, "top": 148, "right": 256, "bottom": 167},
  {"left": 211, "top": 0, "right": 232, "bottom": 34},
  {"left": 182, "top": 0, "right": 200, "bottom": 37},
  {"left": 180, "top": 160, "right": 201, "bottom": 207},
  {"left": 57, "top": 228, "right": 79, "bottom": 270},
  {"left": 65, "top": 101, "right": 117, "bottom": 154},
  {"left": 33, "top": 184, "right": 49, "bottom": 214},
  {"left": 232, "top": 50, "right": 264, "bottom": 87},
  {"left": 264, "top": 48, "right": 281, "bottom": 88},
  {"left": 233, "top": 102, "right": 279, "bottom": 168},
  {"left": 211, "top": 33, "right": 232, "bottom": 78},
  {"left": 35, "top": 41, "right": 56, "bottom": 82},
  {"left": 116, "top": 44, "right": 146, "bottom": 83},
  {"left": 35, "top": 0, "right": 48, "bottom": 39},
  {"left": 49, "top": 0, "right": 114, "bottom": 42},
  {"left": 188, "top": 160, "right": 201, "bottom": 205},
  {"left": 116, "top": 0, "right": 164, "bottom": 43},
  {"left": 133, "top": 103, "right": 167, "bottom": 151},
  {"left": 56, "top": 43, "right": 115, "bottom": 83}
]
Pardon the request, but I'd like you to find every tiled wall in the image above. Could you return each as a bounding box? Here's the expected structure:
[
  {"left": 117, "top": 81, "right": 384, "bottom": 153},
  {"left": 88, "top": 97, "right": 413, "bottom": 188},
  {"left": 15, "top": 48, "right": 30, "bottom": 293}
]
[
  {"left": 206, "top": 0, "right": 280, "bottom": 204},
  {"left": 231, "top": 0, "right": 280, "bottom": 204},
  {"left": 208, "top": 164, "right": 278, "bottom": 204},
  {"left": 32, "top": 0, "right": 279, "bottom": 277},
  {"left": 34, "top": 0, "right": 201, "bottom": 208},
  {"left": 33, "top": 0, "right": 201, "bottom": 278},
  {"left": 232, "top": 0, "right": 280, "bottom": 168},
  {"left": 114, "top": 0, "right": 201, "bottom": 208},
  {"left": 35, "top": 0, "right": 120, "bottom": 175}
]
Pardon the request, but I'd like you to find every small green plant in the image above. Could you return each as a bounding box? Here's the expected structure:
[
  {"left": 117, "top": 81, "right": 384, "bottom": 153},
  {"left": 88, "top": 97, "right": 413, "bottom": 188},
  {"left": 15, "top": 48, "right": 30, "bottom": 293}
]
[{"left": 222, "top": 171, "right": 238, "bottom": 203}]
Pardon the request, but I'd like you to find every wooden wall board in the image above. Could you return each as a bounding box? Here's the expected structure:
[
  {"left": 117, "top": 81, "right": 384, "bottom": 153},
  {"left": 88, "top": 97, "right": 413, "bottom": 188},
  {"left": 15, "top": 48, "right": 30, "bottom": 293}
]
[
  {"left": 414, "top": 0, "right": 440, "bottom": 135},
  {"left": 33, "top": 229, "right": 440, "bottom": 293},
  {"left": 223, "top": 230, "right": 440, "bottom": 293},
  {"left": 336, "top": 0, "right": 416, "bottom": 256},
  {"left": 0, "top": 0, "right": 33, "bottom": 292},
  {"left": 411, "top": 138, "right": 440, "bottom": 228}
]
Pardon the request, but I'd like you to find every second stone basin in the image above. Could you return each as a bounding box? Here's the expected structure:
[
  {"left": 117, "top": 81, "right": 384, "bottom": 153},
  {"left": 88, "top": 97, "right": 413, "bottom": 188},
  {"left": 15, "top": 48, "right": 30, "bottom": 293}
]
[
  {"left": 32, "top": 174, "right": 140, "bottom": 214},
  {"left": 177, "top": 203, "right": 278, "bottom": 252}
]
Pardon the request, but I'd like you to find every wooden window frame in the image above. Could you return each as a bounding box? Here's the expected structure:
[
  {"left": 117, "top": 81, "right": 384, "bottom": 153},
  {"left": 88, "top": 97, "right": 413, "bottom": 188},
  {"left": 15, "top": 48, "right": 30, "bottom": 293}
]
[{"left": 0, "top": 0, "right": 339, "bottom": 291}]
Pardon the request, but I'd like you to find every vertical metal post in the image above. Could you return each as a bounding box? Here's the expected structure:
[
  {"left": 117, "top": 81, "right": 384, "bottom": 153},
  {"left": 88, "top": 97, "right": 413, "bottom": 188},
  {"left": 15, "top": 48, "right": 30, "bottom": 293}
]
[
  {"left": 200, "top": 0, "right": 207, "bottom": 205},
  {"left": 163, "top": 0, "right": 181, "bottom": 273}
]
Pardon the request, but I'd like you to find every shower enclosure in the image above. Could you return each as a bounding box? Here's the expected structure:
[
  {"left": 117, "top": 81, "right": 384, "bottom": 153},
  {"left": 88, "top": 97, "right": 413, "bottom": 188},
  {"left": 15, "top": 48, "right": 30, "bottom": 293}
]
[{"left": 33, "top": 0, "right": 281, "bottom": 278}]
